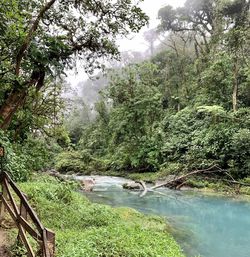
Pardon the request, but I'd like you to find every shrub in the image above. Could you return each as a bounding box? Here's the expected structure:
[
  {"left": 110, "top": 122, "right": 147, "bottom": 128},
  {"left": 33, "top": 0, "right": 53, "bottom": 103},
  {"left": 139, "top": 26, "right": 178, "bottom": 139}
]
[
  {"left": 0, "top": 130, "right": 30, "bottom": 182},
  {"left": 228, "top": 129, "right": 250, "bottom": 178},
  {"left": 55, "top": 150, "right": 109, "bottom": 174}
]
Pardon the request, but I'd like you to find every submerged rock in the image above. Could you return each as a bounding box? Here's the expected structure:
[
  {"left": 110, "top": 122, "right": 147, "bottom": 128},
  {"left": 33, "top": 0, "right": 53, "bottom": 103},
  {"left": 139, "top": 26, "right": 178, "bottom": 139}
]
[
  {"left": 123, "top": 182, "right": 143, "bottom": 190},
  {"left": 81, "top": 178, "right": 96, "bottom": 191}
]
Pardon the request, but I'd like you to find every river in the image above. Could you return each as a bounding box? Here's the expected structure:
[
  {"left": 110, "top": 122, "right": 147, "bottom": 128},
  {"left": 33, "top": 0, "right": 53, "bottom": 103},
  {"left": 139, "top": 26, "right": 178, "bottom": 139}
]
[{"left": 75, "top": 175, "right": 250, "bottom": 257}]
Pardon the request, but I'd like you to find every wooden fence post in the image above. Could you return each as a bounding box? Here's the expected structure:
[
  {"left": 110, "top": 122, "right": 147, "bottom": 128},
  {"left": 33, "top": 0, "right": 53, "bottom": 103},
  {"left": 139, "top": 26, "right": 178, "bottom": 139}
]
[
  {"left": 46, "top": 228, "right": 55, "bottom": 257},
  {"left": 17, "top": 200, "right": 28, "bottom": 241},
  {"left": 0, "top": 172, "right": 55, "bottom": 257},
  {"left": 0, "top": 182, "right": 7, "bottom": 223},
  {"left": 40, "top": 228, "right": 55, "bottom": 257}
]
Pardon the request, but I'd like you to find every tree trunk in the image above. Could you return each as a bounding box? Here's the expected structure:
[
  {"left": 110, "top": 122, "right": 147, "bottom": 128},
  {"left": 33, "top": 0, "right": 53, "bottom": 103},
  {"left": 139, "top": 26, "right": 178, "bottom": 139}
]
[
  {"left": 0, "top": 89, "right": 27, "bottom": 130},
  {"left": 0, "top": 0, "right": 56, "bottom": 130},
  {"left": 232, "top": 60, "right": 239, "bottom": 112}
]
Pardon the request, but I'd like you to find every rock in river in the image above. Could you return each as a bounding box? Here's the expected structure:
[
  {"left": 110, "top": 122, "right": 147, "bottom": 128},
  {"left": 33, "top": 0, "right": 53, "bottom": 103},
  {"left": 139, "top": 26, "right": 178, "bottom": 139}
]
[
  {"left": 81, "top": 178, "right": 96, "bottom": 191},
  {"left": 123, "top": 182, "right": 143, "bottom": 190}
]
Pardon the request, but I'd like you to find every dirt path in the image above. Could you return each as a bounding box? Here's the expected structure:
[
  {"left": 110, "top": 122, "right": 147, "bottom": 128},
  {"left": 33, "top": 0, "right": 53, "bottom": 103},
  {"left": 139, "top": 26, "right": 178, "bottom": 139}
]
[{"left": 0, "top": 229, "right": 10, "bottom": 257}]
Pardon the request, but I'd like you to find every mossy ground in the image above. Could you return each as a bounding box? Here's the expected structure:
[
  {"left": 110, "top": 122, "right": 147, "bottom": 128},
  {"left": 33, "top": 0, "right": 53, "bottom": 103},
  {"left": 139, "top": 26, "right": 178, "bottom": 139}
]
[{"left": 16, "top": 174, "right": 185, "bottom": 257}]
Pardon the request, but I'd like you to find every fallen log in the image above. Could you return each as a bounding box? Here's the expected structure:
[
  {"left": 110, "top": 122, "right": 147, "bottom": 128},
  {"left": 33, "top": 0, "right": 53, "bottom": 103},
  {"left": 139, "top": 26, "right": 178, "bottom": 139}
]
[{"left": 150, "top": 165, "right": 220, "bottom": 191}]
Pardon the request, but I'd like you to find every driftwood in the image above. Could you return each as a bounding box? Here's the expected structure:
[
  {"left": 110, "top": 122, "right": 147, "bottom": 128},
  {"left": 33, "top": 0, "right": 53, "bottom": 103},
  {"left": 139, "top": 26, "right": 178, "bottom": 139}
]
[
  {"left": 151, "top": 165, "right": 220, "bottom": 191},
  {"left": 137, "top": 165, "right": 250, "bottom": 197},
  {"left": 137, "top": 180, "right": 148, "bottom": 197}
]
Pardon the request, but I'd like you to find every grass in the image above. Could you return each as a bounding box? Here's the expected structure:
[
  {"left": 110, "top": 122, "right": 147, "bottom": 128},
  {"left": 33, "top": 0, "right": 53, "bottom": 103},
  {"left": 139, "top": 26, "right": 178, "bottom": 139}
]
[{"left": 17, "top": 174, "right": 185, "bottom": 257}]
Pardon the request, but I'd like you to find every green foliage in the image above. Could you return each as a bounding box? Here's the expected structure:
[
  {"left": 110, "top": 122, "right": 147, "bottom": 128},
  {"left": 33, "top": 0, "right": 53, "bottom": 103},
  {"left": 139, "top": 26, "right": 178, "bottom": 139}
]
[
  {"left": 0, "top": 0, "right": 149, "bottom": 130},
  {"left": 229, "top": 128, "right": 250, "bottom": 178},
  {"left": 56, "top": 226, "right": 184, "bottom": 257},
  {"left": 18, "top": 175, "right": 185, "bottom": 257},
  {"left": 74, "top": 63, "right": 164, "bottom": 172},
  {"left": 0, "top": 131, "right": 61, "bottom": 181},
  {"left": 10, "top": 241, "right": 27, "bottom": 257},
  {"left": 126, "top": 172, "right": 160, "bottom": 183},
  {"left": 2, "top": 0, "right": 248, "bottom": 187},
  {"left": 17, "top": 136, "right": 61, "bottom": 171},
  {"left": 60, "top": 45, "right": 250, "bottom": 180},
  {"left": 0, "top": 130, "right": 30, "bottom": 181},
  {"left": 55, "top": 151, "right": 87, "bottom": 174},
  {"left": 55, "top": 150, "right": 108, "bottom": 174},
  {"left": 64, "top": 100, "right": 250, "bottom": 180}
]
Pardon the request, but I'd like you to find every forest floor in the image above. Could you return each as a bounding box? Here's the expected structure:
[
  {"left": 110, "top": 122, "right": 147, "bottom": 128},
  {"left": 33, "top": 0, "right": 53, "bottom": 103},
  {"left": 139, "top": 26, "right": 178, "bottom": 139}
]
[{"left": 0, "top": 229, "right": 10, "bottom": 257}]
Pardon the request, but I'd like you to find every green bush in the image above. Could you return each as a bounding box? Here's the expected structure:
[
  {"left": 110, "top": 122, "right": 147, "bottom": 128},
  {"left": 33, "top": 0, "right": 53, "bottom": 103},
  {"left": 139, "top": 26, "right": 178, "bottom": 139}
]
[
  {"left": 0, "top": 131, "right": 62, "bottom": 181},
  {"left": 55, "top": 150, "right": 107, "bottom": 174},
  {"left": 228, "top": 128, "right": 250, "bottom": 178},
  {"left": 15, "top": 136, "right": 62, "bottom": 171},
  {"left": 0, "top": 130, "right": 30, "bottom": 181},
  {"left": 55, "top": 151, "right": 88, "bottom": 174}
]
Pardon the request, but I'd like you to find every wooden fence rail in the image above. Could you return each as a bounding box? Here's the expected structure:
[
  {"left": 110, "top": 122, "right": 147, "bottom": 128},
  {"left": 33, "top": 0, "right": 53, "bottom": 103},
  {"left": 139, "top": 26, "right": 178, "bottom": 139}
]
[{"left": 0, "top": 171, "right": 55, "bottom": 257}]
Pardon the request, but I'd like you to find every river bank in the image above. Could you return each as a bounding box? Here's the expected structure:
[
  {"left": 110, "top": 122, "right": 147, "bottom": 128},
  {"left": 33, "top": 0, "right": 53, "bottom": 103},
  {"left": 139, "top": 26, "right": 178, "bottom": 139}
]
[
  {"left": 77, "top": 174, "right": 250, "bottom": 257},
  {"left": 12, "top": 173, "right": 185, "bottom": 257},
  {"left": 65, "top": 168, "right": 250, "bottom": 198}
]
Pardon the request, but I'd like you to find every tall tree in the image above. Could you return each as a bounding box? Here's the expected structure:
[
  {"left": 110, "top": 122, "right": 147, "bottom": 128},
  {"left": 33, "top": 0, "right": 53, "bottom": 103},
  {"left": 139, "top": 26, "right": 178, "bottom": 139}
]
[
  {"left": 0, "top": 0, "right": 148, "bottom": 129},
  {"left": 158, "top": 0, "right": 250, "bottom": 111},
  {"left": 143, "top": 28, "right": 158, "bottom": 56},
  {"left": 222, "top": 0, "right": 250, "bottom": 111},
  {"left": 158, "top": 0, "right": 216, "bottom": 55}
]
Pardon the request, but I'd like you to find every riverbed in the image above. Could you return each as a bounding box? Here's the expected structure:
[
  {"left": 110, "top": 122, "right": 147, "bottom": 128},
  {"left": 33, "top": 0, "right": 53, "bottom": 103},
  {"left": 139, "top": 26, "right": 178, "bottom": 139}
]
[{"left": 75, "top": 175, "right": 250, "bottom": 257}]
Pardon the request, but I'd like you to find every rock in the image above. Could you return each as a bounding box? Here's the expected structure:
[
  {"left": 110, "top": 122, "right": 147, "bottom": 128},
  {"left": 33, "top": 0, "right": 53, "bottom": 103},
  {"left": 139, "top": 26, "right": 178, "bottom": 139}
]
[
  {"left": 123, "top": 182, "right": 143, "bottom": 190},
  {"left": 81, "top": 178, "right": 96, "bottom": 192}
]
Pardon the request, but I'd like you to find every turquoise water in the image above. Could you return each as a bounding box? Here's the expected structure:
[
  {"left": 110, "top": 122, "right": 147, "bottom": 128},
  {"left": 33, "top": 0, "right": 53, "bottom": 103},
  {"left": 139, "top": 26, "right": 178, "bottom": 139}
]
[{"left": 77, "top": 176, "right": 250, "bottom": 257}]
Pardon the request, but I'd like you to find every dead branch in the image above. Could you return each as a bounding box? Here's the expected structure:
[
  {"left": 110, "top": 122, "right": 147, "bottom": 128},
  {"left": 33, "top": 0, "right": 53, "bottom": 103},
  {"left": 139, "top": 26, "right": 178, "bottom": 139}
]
[
  {"left": 136, "top": 180, "right": 148, "bottom": 197},
  {"left": 217, "top": 178, "right": 250, "bottom": 187},
  {"left": 150, "top": 165, "right": 220, "bottom": 191}
]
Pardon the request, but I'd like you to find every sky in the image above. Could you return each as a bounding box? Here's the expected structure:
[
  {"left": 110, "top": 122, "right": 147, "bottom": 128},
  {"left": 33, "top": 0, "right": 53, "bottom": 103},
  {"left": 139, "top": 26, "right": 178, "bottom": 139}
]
[{"left": 67, "top": 0, "right": 186, "bottom": 87}]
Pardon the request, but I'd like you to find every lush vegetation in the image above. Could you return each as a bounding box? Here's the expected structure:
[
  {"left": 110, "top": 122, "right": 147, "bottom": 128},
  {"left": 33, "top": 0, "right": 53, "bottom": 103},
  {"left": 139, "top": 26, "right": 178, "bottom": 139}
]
[
  {"left": 56, "top": 0, "right": 250, "bottom": 185},
  {"left": 0, "top": 0, "right": 250, "bottom": 255},
  {"left": 0, "top": 0, "right": 148, "bottom": 182},
  {"left": 0, "top": 1, "right": 189, "bottom": 256},
  {"left": 17, "top": 174, "right": 184, "bottom": 257},
  {"left": 0, "top": 0, "right": 249, "bottom": 185}
]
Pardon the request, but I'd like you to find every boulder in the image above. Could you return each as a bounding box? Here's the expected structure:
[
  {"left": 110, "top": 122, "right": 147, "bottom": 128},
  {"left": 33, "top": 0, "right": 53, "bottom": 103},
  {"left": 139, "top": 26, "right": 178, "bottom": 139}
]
[
  {"left": 81, "top": 178, "right": 96, "bottom": 192},
  {"left": 123, "top": 182, "right": 143, "bottom": 190}
]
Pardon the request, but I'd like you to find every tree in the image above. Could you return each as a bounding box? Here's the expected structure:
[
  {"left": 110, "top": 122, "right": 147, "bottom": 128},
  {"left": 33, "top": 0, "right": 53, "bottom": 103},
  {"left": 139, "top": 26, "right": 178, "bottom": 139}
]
[
  {"left": 8, "top": 77, "right": 67, "bottom": 141},
  {"left": 0, "top": 0, "right": 148, "bottom": 129},
  {"left": 143, "top": 28, "right": 158, "bottom": 56},
  {"left": 222, "top": 0, "right": 250, "bottom": 111},
  {"left": 158, "top": 0, "right": 250, "bottom": 111},
  {"left": 158, "top": 0, "right": 216, "bottom": 55}
]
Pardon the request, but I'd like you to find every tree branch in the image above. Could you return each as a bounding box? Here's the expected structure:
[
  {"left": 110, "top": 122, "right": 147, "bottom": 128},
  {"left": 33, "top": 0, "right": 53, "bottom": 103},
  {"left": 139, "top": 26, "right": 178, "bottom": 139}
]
[
  {"left": 151, "top": 165, "right": 221, "bottom": 190},
  {"left": 15, "top": 0, "right": 57, "bottom": 75}
]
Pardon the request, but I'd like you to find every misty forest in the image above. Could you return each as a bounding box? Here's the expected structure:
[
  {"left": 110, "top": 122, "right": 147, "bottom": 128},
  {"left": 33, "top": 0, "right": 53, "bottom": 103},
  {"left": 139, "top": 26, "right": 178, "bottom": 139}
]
[{"left": 0, "top": 0, "right": 250, "bottom": 257}]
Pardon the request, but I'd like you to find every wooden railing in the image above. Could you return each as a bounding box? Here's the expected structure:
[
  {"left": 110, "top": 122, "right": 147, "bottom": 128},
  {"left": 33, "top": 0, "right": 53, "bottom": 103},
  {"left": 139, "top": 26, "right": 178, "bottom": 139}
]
[{"left": 0, "top": 171, "right": 55, "bottom": 257}]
